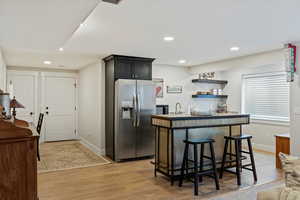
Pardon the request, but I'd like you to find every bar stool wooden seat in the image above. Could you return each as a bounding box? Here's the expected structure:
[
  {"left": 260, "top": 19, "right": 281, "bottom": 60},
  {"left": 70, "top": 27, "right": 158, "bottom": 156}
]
[
  {"left": 178, "top": 138, "right": 220, "bottom": 196},
  {"left": 219, "top": 134, "right": 257, "bottom": 186}
]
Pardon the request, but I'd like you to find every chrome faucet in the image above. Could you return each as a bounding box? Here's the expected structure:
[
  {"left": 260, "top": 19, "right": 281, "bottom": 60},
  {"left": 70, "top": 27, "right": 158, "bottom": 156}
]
[{"left": 175, "top": 102, "right": 182, "bottom": 114}]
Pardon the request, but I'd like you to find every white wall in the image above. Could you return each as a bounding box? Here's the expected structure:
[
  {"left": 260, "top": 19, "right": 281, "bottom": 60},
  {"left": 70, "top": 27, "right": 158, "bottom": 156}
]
[
  {"left": 152, "top": 64, "right": 191, "bottom": 112},
  {"left": 0, "top": 48, "right": 7, "bottom": 90},
  {"left": 189, "top": 50, "right": 285, "bottom": 74},
  {"left": 152, "top": 64, "right": 227, "bottom": 113},
  {"left": 188, "top": 50, "right": 290, "bottom": 152},
  {"left": 78, "top": 61, "right": 105, "bottom": 155}
]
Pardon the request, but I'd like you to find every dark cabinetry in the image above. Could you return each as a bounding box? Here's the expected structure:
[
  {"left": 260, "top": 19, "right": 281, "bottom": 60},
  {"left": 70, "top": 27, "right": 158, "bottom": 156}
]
[
  {"left": 105, "top": 55, "right": 154, "bottom": 80},
  {"left": 103, "top": 55, "right": 155, "bottom": 160},
  {"left": 114, "top": 58, "right": 132, "bottom": 79},
  {"left": 132, "top": 60, "right": 152, "bottom": 80}
]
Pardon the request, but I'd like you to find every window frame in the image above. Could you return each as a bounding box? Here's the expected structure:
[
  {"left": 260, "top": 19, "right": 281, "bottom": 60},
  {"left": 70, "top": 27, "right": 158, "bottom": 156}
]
[{"left": 241, "top": 71, "right": 290, "bottom": 123}]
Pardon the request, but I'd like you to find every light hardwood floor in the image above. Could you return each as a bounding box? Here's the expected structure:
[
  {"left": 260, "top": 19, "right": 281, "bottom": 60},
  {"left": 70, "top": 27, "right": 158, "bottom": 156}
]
[{"left": 38, "top": 151, "right": 283, "bottom": 200}]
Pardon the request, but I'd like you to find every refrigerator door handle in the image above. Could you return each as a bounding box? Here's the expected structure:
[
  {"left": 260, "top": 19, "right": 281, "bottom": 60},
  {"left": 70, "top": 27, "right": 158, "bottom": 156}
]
[
  {"left": 133, "top": 95, "right": 137, "bottom": 127},
  {"left": 137, "top": 93, "right": 141, "bottom": 127}
]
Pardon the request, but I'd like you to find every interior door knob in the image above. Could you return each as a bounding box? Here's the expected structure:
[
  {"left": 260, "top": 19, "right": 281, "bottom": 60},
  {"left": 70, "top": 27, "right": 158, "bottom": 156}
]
[{"left": 30, "top": 112, "right": 33, "bottom": 115}]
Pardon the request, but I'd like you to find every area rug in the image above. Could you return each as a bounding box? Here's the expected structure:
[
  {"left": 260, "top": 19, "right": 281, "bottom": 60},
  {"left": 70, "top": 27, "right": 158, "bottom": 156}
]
[
  {"left": 174, "top": 172, "right": 284, "bottom": 200},
  {"left": 171, "top": 152, "right": 284, "bottom": 200},
  {"left": 209, "top": 180, "right": 284, "bottom": 200},
  {"left": 37, "top": 140, "right": 111, "bottom": 173}
]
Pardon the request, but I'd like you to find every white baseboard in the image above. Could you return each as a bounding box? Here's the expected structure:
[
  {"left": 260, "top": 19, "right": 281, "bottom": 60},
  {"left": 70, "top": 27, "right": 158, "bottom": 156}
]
[
  {"left": 80, "top": 137, "right": 105, "bottom": 156},
  {"left": 100, "top": 148, "right": 105, "bottom": 155},
  {"left": 243, "top": 143, "right": 275, "bottom": 153}
]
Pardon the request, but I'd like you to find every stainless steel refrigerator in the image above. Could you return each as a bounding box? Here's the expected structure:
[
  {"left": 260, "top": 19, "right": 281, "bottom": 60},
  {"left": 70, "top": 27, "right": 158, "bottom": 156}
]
[{"left": 114, "top": 79, "right": 156, "bottom": 161}]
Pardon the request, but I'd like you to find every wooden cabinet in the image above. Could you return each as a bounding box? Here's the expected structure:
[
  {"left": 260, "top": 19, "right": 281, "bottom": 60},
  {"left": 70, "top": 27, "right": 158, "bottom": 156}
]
[
  {"left": 0, "top": 120, "right": 38, "bottom": 200},
  {"left": 275, "top": 133, "right": 290, "bottom": 169},
  {"left": 114, "top": 58, "right": 133, "bottom": 79},
  {"left": 132, "top": 60, "right": 152, "bottom": 80},
  {"left": 105, "top": 55, "right": 154, "bottom": 81}
]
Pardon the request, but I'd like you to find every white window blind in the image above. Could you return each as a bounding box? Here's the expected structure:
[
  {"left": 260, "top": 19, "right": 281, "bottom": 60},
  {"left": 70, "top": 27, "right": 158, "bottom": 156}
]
[{"left": 242, "top": 72, "right": 290, "bottom": 122}]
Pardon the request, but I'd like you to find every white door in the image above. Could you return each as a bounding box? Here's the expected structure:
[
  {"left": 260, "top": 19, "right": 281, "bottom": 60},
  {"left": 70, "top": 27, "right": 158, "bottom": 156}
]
[
  {"left": 43, "top": 75, "right": 77, "bottom": 142},
  {"left": 7, "top": 71, "right": 38, "bottom": 123}
]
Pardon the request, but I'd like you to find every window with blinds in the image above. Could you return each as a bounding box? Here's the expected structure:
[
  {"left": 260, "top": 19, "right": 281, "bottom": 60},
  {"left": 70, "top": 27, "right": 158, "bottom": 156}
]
[{"left": 242, "top": 72, "right": 290, "bottom": 122}]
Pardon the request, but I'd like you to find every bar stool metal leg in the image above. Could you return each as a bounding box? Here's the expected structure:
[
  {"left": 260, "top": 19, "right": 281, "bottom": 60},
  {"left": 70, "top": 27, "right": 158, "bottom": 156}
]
[
  {"left": 219, "top": 138, "right": 229, "bottom": 179},
  {"left": 199, "top": 143, "right": 204, "bottom": 182},
  {"left": 179, "top": 143, "right": 189, "bottom": 187},
  {"left": 247, "top": 138, "right": 258, "bottom": 182},
  {"left": 209, "top": 142, "right": 220, "bottom": 190},
  {"left": 235, "top": 140, "right": 241, "bottom": 186},
  {"left": 193, "top": 144, "right": 199, "bottom": 196},
  {"left": 185, "top": 145, "right": 189, "bottom": 180}
]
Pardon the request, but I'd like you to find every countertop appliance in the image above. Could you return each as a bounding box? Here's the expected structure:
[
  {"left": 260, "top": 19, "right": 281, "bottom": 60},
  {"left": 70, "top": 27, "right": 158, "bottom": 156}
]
[
  {"left": 156, "top": 105, "right": 169, "bottom": 115},
  {"left": 113, "top": 79, "right": 156, "bottom": 161}
]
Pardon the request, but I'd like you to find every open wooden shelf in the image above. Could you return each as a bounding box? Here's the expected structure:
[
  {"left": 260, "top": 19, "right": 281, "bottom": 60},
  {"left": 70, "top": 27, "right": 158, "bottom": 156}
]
[
  {"left": 192, "top": 79, "right": 228, "bottom": 84},
  {"left": 192, "top": 94, "right": 228, "bottom": 99}
]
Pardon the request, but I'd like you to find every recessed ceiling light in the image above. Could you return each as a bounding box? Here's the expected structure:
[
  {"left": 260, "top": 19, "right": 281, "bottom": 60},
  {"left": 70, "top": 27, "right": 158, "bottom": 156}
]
[
  {"left": 59, "top": 47, "right": 64, "bottom": 51},
  {"left": 43, "top": 61, "right": 52, "bottom": 65},
  {"left": 164, "top": 36, "right": 175, "bottom": 42},
  {"left": 179, "top": 59, "right": 186, "bottom": 64},
  {"left": 80, "top": 23, "right": 83, "bottom": 27},
  {"left": 230, "top": 46, "right": 240, "bottom": 51}
]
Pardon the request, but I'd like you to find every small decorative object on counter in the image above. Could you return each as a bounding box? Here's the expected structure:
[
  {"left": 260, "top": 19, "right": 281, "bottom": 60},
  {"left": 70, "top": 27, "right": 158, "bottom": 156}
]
[
  {"left": 218, "top": 89, "right": 223, "bottom": 95},
  {"left": 217, "top": 103, "right": 227, "bottom": 113},
  {"left": 199, "top": 72, "right": 215, "bottom": 80},
  {"left": 190, "top": 108, "right": 211, "bottom": 116},
  {"left": 211, "top": 89, "right": 218, "bottom": 95},
  {"left": 196, "top": 91, "right": 210, "bottom": 95}
]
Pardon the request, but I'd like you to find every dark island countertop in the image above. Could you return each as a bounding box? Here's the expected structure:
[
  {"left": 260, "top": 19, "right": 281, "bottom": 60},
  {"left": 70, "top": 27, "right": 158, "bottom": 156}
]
[
  {"left": 152, "top": 112, "right": 250, "bottom": 121},
  {"left": 151, "top": 112, "right": 250, "bottom": 129}
]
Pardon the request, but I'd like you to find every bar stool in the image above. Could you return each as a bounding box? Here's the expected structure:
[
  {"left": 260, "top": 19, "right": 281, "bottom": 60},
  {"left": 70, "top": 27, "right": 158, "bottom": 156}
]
[
  {"left": 219, "top": 135, "right": 257, "bottom": 185},
  {"left": 178, "top": 138, "right": 220, "bottom": 196}
]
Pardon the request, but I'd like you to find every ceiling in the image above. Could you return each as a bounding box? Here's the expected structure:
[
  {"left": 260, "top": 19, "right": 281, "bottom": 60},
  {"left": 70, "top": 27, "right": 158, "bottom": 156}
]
[{"left": 1, "top": 0, "right": 300, "bottom": 69}]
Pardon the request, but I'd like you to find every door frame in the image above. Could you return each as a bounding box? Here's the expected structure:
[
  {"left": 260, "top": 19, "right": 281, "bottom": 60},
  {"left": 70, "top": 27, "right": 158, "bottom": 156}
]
[
  {"left": 41, "top": 72, "right": 79, "bottom": 142},
  {"left": 6, "top": 70, "right": 39, "bottom": 123}
]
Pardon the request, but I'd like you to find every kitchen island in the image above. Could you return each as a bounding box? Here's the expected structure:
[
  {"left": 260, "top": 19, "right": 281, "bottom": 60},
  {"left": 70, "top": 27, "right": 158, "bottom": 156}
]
[{"left": 151, "top": 113, "right": 250, "bottom": 185}]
